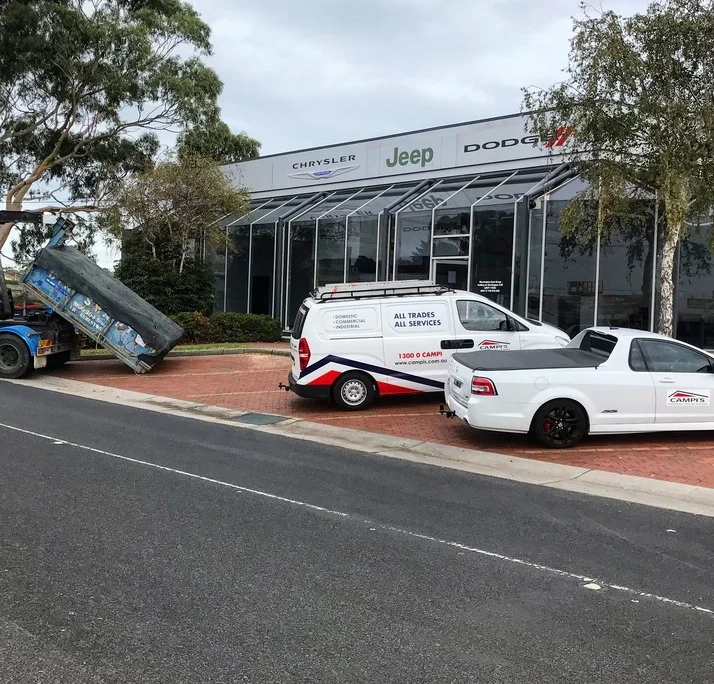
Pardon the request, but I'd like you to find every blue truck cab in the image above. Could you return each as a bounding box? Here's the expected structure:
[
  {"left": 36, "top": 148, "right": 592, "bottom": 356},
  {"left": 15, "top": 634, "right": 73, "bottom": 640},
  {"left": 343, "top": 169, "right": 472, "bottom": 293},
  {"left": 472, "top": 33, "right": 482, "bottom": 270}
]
[{"left": 0, "top": 274, "right": 81, "bottom": 379}]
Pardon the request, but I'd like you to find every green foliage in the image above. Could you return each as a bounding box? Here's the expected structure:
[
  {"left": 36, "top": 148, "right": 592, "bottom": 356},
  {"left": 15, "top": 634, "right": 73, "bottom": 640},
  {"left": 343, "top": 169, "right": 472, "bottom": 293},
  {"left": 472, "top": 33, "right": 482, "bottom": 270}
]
[
  {"left": 169, "top": 311, "right": 211, "bottom": 341},
  {"left": 105, "top": 154, "right": 249, "bottom": 263},
  {"left": 114, "top": 253, "right": 215, "bottom": 316},
  {"left": 0, "top": 0, "right": 228, "bottom": 249},
  {"left": 522, "top": 0, "right": 714, "bottom": 335},
  {"left": 171, "top": 311, "right": 283, "bottom": 343},
  {"left": 177, "top": 120, "right": 261, "bottom": 165},
  {"left": 10, "top": 215, "right": 96, "bottom": 266}
]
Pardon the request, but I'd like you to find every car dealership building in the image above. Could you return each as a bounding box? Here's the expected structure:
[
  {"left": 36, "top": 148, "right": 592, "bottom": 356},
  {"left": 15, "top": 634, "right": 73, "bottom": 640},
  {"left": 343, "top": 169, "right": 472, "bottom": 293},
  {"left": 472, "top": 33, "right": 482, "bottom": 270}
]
[{"left": 214, "top": 112, "right": 714, "bottom": 347}]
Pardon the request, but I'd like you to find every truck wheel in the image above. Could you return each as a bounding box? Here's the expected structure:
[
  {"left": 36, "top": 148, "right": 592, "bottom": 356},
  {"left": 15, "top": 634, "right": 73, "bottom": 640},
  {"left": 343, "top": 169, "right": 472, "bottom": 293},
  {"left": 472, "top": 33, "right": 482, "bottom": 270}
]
[
  {"left": 0, "top": 334, "right": 31, "bottom": 379},
  {"left": 532, "top": 399, "right": 588, "bottom": 449},
  {"left": 45, "top": 351, "right": 71, "bottom": 369},
  {"left": 332, "top": 372, "right": 376, "bottom": 411}
]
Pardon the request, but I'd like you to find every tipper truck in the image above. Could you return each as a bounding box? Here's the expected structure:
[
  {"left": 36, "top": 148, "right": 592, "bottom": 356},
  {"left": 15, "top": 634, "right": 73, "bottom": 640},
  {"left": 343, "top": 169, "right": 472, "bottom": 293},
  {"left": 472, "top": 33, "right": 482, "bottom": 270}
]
[{"left": 0, "top": 213, "right": 183, "bottom": 379}]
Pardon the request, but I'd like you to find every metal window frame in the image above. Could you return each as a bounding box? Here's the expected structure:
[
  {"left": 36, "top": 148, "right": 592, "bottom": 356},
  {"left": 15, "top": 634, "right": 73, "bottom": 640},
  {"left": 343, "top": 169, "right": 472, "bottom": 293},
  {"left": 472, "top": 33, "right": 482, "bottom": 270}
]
[
  {"left": 344, "top": 185, "right": 395, "bottom": 283},
  {"left": 314, "top": 188, "right": 364, "bottom": 289},
  {"left": 223, "top": 199, "right": 273, "bottom": 312},
  {"left": 535, "top": 175, "right": 581, "bottom": 322},
  {"left": 468, "top": 172, "right": 519, "bottom": 293},
  {"left": 392, "top": 180, "right": 444, "bottom": 280},
  {"left": 428, "top": 175, "right": 480, "bottom": 282},
  {"left": 283, "top": 192, "right": 337, "bottom": 325},
  {"left": 508, "top": 173, "right": 553, "bottom": 311},
  {"left": 246, "top": 196, "right": 299, "bottom": 316}
]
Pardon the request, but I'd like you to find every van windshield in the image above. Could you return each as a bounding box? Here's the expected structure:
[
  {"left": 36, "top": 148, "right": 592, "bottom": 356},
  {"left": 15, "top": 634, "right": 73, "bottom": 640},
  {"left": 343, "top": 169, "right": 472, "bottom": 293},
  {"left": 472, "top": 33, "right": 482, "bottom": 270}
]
[{"left": 291, "top": 305, "right": 309, "bottom": 340}]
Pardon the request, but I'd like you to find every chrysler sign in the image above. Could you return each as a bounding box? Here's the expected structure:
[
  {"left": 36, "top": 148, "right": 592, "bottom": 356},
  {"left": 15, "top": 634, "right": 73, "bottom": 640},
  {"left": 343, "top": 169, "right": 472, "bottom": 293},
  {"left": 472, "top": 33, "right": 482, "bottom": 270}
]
[{"left": 288, "top": 153, "right": 360, "bottom": 181}]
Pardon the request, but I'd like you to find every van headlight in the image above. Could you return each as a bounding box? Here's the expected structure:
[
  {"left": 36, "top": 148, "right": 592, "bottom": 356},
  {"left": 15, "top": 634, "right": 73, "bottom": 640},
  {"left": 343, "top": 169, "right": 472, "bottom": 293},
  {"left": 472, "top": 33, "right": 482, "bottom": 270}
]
[{"left": 555, "top": 335, "right": 570, "bottom": 347}]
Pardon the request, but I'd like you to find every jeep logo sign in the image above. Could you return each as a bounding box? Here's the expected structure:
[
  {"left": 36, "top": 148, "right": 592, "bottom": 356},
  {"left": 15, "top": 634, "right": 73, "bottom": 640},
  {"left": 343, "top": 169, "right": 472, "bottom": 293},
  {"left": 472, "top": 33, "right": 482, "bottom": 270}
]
[{"left": 386, "top": 146, "right": 434, "bottom": 168}]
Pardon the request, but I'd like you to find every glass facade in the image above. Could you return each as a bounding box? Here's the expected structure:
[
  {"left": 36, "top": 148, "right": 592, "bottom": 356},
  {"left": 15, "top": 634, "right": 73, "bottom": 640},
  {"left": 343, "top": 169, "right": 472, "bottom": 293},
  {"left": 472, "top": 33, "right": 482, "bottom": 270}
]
[{"left": 214, "top": 167, "right": 714, "bottom": 346}]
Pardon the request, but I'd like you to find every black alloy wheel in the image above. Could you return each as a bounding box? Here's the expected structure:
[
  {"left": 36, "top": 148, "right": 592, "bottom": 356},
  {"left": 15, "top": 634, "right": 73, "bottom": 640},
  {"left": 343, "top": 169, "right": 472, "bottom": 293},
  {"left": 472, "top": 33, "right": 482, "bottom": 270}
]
[{"left": 532, "top": 399, "right": 588, "bottom": 449}]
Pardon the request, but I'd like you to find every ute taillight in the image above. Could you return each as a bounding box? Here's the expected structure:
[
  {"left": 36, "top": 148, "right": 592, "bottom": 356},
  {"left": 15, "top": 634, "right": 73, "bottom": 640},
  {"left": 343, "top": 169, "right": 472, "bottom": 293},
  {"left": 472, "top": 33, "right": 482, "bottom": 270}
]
[
  {"left": 472, "top": 377, "right": 497, "bottom": 396},
  {"left": 298, "top": 337, "right": 311, "bottom": 371}
]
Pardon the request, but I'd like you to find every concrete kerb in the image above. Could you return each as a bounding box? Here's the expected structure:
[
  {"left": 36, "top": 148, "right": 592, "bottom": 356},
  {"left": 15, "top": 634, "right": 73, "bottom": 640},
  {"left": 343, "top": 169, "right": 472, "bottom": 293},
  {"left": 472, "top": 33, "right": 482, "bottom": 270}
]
[
  {"left": 79, "top": 347, "right": 292, "bottom": 361},
  {"left": 5, "top": 374, "right": 714, "bottom": 519}
]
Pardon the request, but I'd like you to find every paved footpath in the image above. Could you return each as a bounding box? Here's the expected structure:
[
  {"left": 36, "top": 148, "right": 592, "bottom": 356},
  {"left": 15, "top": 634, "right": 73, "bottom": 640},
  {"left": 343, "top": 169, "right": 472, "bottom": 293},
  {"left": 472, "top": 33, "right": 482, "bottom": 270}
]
[{"left": 49, "top": 352, "right": 714, "bottom": 489}]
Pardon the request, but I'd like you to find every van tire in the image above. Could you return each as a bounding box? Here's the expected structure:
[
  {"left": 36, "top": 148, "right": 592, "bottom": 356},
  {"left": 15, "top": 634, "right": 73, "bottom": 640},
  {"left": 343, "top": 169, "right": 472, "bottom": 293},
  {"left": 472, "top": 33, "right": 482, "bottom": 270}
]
[
  {"left": 332, "top": 372, "right": 376, "bottom": 411},
  {"left": 0, "top": 334, "right": 31, "bottom": 379}
]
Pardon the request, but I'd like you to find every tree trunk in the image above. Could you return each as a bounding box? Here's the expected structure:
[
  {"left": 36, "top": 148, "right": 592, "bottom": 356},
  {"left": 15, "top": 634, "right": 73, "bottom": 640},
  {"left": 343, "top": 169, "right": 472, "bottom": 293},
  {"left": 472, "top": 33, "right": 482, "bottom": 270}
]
[{"left": 658, "top": 226, "right": 678, "bottom": 337}]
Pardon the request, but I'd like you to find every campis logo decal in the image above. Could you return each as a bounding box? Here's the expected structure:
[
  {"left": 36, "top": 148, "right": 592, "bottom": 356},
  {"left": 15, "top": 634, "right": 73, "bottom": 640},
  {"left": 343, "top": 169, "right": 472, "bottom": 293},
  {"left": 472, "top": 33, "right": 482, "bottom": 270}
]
[
  {"left": 667, "top": 390, "right": 710, "bottom": 405},
  {"left": 479, "top": 340, "right": 510, "bottom": 350}
]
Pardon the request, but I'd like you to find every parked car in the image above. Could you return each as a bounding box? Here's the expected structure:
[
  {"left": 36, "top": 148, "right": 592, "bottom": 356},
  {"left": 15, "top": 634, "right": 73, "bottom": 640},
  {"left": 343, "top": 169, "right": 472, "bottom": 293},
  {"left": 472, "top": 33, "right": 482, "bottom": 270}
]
[
  {"left": 442, "top": 327, "right": 714, "bottom": 448},
  {"left": 284, "top": 280, "right": 569, "bottom": 410}
]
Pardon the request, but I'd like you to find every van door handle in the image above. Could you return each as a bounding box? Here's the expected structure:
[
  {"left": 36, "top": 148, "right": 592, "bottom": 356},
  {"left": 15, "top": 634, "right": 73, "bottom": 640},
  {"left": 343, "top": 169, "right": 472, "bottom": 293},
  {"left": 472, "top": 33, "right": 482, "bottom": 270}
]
[
  {"left": 456, "top": 339, "right": 474, "bottom": 349},
  {"left": 658, "top": 377, "right": 675, "bottom": 384},
  {"left": 441, "top": 340, "right": 455, "bottom": 349}
]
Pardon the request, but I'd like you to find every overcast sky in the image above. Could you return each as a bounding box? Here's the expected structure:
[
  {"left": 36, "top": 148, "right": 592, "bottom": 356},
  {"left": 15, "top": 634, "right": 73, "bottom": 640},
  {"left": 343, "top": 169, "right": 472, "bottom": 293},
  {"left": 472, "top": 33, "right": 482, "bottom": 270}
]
[
  {"left": 8, "top": 0, "right": 653, "bottom": 268},
  {"left": 201, "top": 0, "right": 652, "bottom": 155}
]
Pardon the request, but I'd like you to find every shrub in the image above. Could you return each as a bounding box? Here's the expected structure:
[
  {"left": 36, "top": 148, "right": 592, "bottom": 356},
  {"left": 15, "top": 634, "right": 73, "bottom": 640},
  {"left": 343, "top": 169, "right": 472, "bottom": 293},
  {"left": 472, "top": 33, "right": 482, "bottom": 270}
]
[
  {"left": 208, "top": 312, "right": 283, "bottom": 343},
  {"left": 170, "top": 311, "right": 211, "bottom": 343},
  {"left": 169, "top": 311, "right": 283, "bottom": 344}
]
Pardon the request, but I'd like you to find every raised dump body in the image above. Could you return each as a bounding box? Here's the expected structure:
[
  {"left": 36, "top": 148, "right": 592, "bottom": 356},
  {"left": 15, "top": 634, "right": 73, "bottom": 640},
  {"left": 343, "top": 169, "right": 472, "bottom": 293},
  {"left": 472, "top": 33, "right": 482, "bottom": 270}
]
[{"left": 21, "top": 245, "right": 183, "bottom": 374}]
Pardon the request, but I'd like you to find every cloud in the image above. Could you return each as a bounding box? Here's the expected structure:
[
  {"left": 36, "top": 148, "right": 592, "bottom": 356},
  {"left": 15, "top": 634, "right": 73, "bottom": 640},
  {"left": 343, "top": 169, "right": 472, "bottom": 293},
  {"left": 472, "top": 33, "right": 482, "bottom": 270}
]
[{"left": 196, "top": 0, "right": 652, "bottom": 153}]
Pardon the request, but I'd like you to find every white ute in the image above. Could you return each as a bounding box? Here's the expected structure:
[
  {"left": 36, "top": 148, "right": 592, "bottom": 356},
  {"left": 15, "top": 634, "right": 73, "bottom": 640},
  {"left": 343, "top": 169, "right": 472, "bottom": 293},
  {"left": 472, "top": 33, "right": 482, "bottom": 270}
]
[{"left": 443, "top": 327, "right": 714, "bottom": 448}]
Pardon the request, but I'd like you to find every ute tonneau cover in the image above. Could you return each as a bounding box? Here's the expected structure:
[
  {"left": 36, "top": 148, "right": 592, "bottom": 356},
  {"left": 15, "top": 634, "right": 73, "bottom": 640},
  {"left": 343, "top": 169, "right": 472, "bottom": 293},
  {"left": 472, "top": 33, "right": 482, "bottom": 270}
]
[{"left": 453, "top": 348, "right": 605, "bottom": 372}]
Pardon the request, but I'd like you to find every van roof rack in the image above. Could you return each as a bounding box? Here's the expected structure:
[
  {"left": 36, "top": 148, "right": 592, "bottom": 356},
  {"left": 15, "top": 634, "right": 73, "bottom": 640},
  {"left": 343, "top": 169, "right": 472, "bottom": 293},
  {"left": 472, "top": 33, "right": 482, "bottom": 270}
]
[{"left": 311, "top": 280, "right": 453, "bottom": 302}]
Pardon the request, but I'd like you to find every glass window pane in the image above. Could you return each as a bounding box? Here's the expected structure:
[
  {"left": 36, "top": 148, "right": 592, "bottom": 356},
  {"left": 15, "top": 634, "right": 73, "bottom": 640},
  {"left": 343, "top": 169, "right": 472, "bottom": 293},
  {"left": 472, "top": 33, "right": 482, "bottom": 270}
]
[
  {"left": 526, "top": 205, "right": 543, "bottom": 319},
  {"left": 456, "top": 300, "right": 508, "bottom": 331},
  {"left": 225, "top": 226, "right": 249, "bottom": 313},
  {"left": 347, "top": 215, "right": 378, "bottom": 282},
  {"left": 207, "top": 242, "right": 225, "bottom": 313},
  {"left": 640, "top": 339, "right": 713, "bottom": 373},
  {"left": 674, "top": 220, "right": 714, "bottom": 347},
  {"left": 434, "top": 209, "right": 469, "bottom": 236},
  {"left": 629, "top": 341, "right": 648, "bottom": 372},
  {"left": 316, "top": 218, "right": 345, "bottom": 286},
  {"left": 471, "top": 202, "right": 514, "bottom": 307},
  {"left": 396, "top": 211, "right": 431, "bottom": 280},
  {"left": 597, "top": 201, "right": 655, "bottom": 330},
  {"left": 433, "top": 237, "right": 468, "bottom": 257},
  {"left": 541, "top": 199, "right": 597, "bottom": 336},
  {"left": 250, "top": 223, "right": 275, "bottom": 315},
  {"left": 288, "top": 221, "right": 315, "bottom": 323}
]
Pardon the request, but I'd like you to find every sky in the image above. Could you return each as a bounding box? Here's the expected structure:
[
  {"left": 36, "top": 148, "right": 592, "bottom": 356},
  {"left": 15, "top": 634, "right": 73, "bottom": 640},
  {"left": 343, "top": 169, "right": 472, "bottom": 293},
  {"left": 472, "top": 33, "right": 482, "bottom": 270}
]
[{"left": 6, "top": 0, "right": 653, "bottom": 269}]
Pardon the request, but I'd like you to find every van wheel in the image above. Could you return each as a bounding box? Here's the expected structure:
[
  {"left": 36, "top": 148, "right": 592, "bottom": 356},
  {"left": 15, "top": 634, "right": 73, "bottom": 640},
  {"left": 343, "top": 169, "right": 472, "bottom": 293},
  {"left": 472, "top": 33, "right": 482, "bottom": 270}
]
[
  {"left": 332, "top": 372, "right": 376, "bottom": 411},
  {"left": 0, "top": 334, "right": 31, "bottom": 379},
  {"left": 532, "top": 399, "right": 588, "bottom": 449}
]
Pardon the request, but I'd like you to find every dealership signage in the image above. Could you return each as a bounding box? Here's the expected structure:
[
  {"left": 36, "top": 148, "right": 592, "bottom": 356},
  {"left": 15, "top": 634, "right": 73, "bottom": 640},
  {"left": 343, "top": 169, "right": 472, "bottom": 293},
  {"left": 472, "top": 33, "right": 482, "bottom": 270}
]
[{"left": 224, "top": 114, "right": 571, "bottom": 193}]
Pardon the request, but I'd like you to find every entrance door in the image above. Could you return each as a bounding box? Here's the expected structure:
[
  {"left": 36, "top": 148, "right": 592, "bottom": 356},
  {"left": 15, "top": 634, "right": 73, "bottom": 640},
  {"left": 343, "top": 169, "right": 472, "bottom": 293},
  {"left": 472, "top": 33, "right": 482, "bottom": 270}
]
[{"left": 433, "top": 259, "right": 468, "bottom": 290}]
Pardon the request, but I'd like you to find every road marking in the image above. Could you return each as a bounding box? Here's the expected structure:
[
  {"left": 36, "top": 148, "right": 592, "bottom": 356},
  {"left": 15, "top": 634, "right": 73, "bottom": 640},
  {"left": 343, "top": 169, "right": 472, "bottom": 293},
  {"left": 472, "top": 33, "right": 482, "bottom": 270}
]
[{"left": 1, "top": 419, "right": 712, "bottom": 618}]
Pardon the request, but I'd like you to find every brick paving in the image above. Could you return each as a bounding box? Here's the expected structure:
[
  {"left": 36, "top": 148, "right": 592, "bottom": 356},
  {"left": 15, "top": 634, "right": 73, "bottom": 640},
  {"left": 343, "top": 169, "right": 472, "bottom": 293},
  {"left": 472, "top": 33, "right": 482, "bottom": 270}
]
[{"left": 48, "top": 352, "right": 714, "bottom": 489}]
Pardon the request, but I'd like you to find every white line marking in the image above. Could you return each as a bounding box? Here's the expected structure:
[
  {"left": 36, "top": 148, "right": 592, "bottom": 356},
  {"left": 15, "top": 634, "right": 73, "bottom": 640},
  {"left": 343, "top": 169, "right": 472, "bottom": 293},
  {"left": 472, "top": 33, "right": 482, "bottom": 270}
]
[{"left": 1, "top": 420, "right": 712, "bottom": 618}]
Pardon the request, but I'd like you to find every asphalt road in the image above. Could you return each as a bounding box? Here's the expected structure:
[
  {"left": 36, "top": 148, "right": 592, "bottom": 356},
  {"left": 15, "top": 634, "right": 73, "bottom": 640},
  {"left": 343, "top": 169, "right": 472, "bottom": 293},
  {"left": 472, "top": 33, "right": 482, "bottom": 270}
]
[{"left": 0, "top": 381, "right": 713, "bottom": 684}]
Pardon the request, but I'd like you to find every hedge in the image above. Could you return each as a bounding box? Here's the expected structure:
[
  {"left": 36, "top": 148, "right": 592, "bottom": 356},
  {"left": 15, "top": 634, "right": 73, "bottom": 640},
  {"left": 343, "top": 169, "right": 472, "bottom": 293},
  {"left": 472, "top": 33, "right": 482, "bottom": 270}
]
[{"left": 170, "top": 311, "right": 283, "bottom": 344}]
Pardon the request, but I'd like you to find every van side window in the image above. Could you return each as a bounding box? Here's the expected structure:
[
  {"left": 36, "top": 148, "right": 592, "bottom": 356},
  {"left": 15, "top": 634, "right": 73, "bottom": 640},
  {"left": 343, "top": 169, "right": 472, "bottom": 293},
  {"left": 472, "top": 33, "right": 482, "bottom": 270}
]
[{"left": 457, "top": 300, "right": 509, "bottom": 332}]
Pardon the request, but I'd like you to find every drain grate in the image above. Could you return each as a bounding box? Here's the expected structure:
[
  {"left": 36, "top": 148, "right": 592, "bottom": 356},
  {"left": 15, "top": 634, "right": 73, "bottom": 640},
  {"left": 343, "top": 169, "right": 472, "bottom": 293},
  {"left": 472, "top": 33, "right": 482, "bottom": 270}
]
[{"left": 232, "top": 412, "right": 289, "bottom": 425}]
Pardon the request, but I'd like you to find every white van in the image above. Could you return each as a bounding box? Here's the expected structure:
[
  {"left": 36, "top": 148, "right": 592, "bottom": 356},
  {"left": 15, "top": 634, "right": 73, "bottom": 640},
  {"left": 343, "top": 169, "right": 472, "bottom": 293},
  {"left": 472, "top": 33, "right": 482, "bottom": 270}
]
[{"left": 284, "top": 281, "right": 569, "bottom": 410}]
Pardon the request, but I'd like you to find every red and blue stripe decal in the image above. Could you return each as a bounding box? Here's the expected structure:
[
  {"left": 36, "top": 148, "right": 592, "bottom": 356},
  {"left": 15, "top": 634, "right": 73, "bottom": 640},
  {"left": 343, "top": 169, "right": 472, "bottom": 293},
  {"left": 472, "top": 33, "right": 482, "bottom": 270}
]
[{"left": 299, "top": 354, "right": 445, "bottom": 394}]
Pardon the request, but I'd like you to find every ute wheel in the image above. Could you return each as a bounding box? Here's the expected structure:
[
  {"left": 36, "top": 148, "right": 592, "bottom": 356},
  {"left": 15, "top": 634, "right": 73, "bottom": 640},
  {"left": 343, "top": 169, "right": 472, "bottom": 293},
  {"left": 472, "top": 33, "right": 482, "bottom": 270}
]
[
  {"left": 532, "top": 399, "right": 588, "bottom": 449},
  {"left": 0, "top": 334, "right": 31, "bottom": 379},
  {"left": 332, "top": 371, "right": 376, "bottom": 411},
  {"left": 45, "top": 350, "right": 71, "bottom": 369}
]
